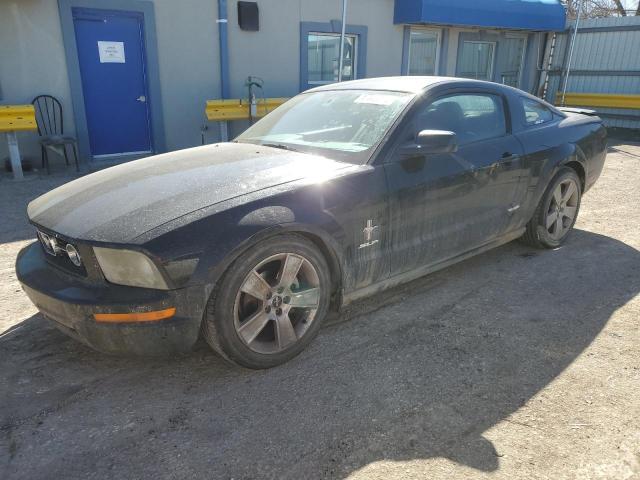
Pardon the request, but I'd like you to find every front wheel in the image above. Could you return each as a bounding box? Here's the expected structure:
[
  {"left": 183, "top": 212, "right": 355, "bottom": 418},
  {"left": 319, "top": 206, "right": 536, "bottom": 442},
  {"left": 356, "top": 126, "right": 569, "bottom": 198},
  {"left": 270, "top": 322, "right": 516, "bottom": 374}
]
[
  {"left": 202, "top": 234, "right": 332, "bottom": 369},
  {"left": 521, "top": 167, "right": 582, "bottom": 249}
]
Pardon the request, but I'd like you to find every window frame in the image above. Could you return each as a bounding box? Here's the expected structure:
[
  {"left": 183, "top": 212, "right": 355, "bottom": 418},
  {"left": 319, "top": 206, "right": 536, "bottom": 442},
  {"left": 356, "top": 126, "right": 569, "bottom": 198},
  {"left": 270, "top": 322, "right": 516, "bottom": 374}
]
[
  {"left": 306, "top": 32, "right": 358, "bottom": 87},
  {"left": 458, "top": 40, "right": 497, "bottom": 82},
  {"left": 299, "top": 21, "right": 368, "bottom": 92},
  {"left": 501, "top": 34, "right": 528, "bottom": 88},
  {"left": 403, "top": 26, "right": 442, "bottom": 76}
]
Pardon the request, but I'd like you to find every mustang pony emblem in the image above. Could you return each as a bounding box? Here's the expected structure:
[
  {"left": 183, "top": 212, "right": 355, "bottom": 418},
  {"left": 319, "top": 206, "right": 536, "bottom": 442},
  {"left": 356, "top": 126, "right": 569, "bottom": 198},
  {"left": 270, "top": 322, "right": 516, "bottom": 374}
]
[{"left": 359, "top": 219, "right": 379, "bottom": 249}]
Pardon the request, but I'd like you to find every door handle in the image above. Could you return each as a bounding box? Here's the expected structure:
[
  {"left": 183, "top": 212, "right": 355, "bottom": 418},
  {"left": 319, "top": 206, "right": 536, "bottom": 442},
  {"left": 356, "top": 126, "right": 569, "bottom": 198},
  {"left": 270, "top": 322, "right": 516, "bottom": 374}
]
[
  {"left": 502, "top": 152, "right": 516, "bottom": 160},
  {"left": 136, "top": 95, "right": 147, "bottom": 102}
]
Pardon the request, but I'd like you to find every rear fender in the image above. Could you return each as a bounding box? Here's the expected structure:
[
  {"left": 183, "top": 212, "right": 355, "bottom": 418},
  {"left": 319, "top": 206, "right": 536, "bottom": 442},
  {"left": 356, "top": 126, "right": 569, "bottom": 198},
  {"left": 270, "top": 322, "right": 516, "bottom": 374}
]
[{"left": 532, "top": 142, "right": 587, "bottom": 208}]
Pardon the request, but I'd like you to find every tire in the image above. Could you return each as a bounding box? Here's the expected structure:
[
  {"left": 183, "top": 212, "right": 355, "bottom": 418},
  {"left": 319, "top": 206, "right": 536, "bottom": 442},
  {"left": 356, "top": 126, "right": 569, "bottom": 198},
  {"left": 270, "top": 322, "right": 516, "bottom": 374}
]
[
  {"left": 202, "top": 234, "right": 332, "bottom": 369},
  {"left": 521, "top": 167, "right": 582, "bottom": 249}
]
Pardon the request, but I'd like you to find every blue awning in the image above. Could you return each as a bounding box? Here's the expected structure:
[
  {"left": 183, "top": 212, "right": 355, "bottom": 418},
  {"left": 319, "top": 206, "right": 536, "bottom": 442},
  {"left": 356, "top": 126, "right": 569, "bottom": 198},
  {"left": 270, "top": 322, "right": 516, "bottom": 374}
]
[{"left": 394, "top": 0, "right": 566, "bottom": 32}]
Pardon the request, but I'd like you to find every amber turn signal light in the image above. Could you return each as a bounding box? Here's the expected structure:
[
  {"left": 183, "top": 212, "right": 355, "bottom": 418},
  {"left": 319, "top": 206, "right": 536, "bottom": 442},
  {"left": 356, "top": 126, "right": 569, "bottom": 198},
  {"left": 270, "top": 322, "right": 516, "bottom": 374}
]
[{"left": 93, "top": 307, "right": 176, "bottom": 323}]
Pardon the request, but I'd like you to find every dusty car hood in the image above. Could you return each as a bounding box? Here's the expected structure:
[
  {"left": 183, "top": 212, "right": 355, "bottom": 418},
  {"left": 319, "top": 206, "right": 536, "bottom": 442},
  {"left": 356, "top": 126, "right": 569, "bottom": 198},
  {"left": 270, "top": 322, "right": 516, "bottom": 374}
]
[{"left": 27, "top": 143, "right": 351, "bottom": 243}]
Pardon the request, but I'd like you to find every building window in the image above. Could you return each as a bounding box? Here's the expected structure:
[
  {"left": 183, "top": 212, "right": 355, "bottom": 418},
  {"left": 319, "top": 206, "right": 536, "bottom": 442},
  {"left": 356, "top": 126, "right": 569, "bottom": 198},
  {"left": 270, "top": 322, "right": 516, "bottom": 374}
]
[
  {"left": 406, "top": 28, "right": 440, "bottom": 75},
  {"left": 307, "top": 33, "right": 357, "bottom": 85},
  {"left": 500, "top": 36, "right": 527, "bottom": 87},
  {"left": 458, "top": 41, "right": 495, "bottom": 81},
  {"left": 300, "top": 22, "right": 367, "bottom": 91}
]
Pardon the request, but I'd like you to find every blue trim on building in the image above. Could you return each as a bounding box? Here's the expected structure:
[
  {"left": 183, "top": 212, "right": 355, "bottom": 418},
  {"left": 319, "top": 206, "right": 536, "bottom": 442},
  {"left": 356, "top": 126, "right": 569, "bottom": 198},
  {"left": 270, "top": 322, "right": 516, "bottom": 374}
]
[
  {"left": 58, "top": 0, "right": 165, "bottom": 167},
  {"left": 217, "top": 0, "right": 230, "bottom": 99},
  {"left": 393, "top": 0, "right": 566, "bottom": 32},
  {"left": 299, "top": 21, "right": 368, "bottom": 91}
]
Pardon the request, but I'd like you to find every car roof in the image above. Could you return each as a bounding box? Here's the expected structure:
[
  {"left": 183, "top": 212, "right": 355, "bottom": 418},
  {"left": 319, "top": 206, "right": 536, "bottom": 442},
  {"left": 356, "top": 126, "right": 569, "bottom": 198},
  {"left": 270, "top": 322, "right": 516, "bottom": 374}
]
[
  {"left": 305, "top": 76, "right": 566, "bottom": 116},
  {"left": 306, "top": 76, "right": 504, "bottom": 94}
]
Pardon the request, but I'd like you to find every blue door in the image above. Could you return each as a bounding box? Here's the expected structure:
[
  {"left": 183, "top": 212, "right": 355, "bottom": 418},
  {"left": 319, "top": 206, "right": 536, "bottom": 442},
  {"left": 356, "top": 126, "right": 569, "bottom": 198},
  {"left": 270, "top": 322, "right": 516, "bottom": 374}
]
[{"left": 73, "top": 8, "right": 152, "bottom": 158}]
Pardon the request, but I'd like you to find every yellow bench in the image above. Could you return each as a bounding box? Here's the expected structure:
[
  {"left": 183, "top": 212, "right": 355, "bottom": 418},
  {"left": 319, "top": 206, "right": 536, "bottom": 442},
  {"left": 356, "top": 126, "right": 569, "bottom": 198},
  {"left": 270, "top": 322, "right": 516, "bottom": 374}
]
[
  {"left": 0, "top": 105, "right": 37, "bottom": 180},
  {"left": 0, "top": 104, "right": 37, "bottom": 132},
  {"left": 205, "top": 98, "right": 288, "bottom": 121}
]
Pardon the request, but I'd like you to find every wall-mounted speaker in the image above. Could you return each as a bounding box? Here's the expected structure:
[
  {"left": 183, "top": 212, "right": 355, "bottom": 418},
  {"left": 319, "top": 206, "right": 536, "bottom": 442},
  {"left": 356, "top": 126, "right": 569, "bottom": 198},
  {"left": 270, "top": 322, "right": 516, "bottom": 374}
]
[{"left": 238, "top": 2, "right": 259, "bottom": 31}]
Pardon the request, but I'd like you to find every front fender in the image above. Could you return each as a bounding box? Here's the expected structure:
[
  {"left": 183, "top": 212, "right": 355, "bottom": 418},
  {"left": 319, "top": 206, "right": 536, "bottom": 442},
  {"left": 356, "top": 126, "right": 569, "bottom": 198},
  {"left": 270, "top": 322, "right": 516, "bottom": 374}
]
[
  {"left": 198, "top": 218, "right": 345, "bottom": 291},
  {"left": 141, "top": 186, "right": 348, "bottom": 299}
]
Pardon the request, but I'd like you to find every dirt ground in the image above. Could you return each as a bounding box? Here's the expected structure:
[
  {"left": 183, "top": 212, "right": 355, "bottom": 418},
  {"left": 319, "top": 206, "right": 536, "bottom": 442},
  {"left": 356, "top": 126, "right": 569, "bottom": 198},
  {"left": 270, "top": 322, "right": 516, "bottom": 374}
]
[{"left": 1, "top": 143, "right": 639, "bottom": 480}]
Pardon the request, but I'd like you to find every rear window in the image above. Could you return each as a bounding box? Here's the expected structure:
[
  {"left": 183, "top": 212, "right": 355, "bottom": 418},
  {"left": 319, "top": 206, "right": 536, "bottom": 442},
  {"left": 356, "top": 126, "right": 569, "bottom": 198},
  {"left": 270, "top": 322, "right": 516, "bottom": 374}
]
[{"left": 522, "top": 97, "right": 554, "bottom": 126}]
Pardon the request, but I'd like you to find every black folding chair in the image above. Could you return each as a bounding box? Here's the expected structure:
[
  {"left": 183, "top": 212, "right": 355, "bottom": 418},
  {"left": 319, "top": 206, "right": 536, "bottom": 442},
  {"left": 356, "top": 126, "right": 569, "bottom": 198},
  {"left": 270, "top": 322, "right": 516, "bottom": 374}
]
[{"left": 32, "top": 95, "right": 79, "bottom": 173}]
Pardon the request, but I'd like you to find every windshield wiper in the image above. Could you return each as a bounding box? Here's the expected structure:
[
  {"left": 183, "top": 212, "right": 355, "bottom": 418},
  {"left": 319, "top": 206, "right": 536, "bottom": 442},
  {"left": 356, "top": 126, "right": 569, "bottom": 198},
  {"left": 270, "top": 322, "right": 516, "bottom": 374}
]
[{"left": 261, "top": 143, "right": 299, "bottom": 152}]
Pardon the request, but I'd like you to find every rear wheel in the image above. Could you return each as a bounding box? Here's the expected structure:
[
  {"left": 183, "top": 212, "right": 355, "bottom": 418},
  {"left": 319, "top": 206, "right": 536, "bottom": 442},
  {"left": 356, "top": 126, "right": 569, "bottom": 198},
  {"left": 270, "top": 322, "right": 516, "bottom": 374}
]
[
  {"left": 521, "top": 167, "right": 582, "bottom": 249},
  {"left": 202, "top": 234, "right": 331, "bottom": 369}
]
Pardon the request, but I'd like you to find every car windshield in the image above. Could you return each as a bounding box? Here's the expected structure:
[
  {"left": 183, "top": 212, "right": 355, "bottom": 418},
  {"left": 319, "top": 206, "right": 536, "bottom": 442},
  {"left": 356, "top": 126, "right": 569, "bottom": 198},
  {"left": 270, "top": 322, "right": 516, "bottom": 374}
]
[{"left": 235, "top": 89, "right": 414, "bottom": 164}]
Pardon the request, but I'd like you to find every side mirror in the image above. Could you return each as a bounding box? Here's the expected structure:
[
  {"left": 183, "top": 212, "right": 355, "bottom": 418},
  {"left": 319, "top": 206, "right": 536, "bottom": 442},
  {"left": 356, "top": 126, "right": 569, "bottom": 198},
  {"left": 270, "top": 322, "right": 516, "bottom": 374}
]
[{"left": 414, "top": 129, "right": 458, "bottom": 154}]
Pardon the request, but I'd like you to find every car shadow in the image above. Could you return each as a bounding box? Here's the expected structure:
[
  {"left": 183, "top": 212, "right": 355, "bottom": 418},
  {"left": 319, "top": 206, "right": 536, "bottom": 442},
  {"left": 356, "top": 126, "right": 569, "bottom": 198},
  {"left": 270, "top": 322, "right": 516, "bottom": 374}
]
[{"left": 1, "top": 229, "right": 639, "bottom": 479}]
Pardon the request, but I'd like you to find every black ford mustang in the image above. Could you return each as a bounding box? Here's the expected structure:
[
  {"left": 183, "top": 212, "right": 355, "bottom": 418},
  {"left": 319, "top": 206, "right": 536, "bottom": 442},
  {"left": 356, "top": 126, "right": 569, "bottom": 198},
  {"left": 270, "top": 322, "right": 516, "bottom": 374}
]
[{"left": 16, "top": 77, "right": 607, "bottom": 368}]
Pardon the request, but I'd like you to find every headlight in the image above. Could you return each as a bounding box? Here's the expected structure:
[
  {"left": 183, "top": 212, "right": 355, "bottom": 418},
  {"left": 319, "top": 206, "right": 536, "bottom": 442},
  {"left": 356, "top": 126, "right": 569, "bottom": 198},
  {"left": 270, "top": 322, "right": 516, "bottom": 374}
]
[{"left": 93, "top": 247, "right": 169, "bottom": 290}]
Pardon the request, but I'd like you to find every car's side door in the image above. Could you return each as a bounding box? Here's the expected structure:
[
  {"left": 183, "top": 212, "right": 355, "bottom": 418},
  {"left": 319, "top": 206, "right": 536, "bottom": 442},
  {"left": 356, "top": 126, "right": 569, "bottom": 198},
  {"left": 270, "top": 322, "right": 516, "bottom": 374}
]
[
  {"left": 382, "top": 89, "right": 525, "bottom": 278},
  {"left": 322, "top": 165, "right": 392, "bottom": 292}
]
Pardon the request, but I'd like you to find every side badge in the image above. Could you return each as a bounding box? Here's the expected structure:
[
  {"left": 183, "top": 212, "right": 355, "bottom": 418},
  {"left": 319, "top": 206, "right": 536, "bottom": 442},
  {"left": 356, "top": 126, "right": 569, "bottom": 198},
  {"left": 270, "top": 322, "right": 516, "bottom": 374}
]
[{"left": 359, "top": 219, "right": 379, "bottom": 249}]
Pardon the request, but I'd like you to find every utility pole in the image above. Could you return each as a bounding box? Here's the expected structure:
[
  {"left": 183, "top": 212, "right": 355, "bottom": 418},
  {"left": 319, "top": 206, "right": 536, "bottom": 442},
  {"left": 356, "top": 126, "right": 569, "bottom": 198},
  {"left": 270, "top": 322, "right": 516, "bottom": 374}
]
[
  {"left": 337, "top": 0, "right": 348, "bottom": 82},
  {"left": 561, "top": 0, "right": 583, "bottom": 105}
]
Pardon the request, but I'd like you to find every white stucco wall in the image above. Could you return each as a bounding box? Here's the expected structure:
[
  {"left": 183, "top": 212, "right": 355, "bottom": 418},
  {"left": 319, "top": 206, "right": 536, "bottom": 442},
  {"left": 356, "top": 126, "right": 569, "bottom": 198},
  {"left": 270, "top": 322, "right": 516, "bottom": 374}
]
[
  {"left": 224, "top": 0, "right": 405, "bottom": 136},
  {"left": 0, "top": 1, "right": 74, "bottom": 163}
]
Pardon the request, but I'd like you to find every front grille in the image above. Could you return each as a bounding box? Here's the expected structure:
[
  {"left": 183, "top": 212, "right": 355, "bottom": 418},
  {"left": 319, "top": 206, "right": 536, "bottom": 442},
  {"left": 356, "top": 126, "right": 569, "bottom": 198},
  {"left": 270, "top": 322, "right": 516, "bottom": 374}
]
[{"left": 37, "top": 230, "right": 88, "bottom": 277}]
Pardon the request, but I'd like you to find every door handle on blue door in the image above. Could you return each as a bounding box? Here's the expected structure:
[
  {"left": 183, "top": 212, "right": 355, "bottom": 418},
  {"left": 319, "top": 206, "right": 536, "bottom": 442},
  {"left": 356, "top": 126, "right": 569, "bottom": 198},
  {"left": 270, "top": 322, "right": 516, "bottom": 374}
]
[
  {"left": 502, "top": 152, "right": 516, "bottom": 160},
  {"left": 136, "top": 95, "right": 146, "bottom": 102}
]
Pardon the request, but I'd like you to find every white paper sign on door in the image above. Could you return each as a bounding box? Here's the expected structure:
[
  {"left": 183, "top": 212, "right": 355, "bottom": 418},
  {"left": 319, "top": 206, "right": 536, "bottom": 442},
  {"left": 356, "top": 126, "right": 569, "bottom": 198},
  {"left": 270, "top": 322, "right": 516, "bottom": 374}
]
[{"left": 98, "top": 41, "right": 126, "bottom": 63}]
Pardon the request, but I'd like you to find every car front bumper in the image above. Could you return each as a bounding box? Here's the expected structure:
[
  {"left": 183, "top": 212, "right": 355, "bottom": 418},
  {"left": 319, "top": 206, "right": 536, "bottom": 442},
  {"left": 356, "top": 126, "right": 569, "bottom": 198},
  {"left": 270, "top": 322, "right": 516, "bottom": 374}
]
[{"left": 16, "top": 242, "right": 207, "bottom": 355}]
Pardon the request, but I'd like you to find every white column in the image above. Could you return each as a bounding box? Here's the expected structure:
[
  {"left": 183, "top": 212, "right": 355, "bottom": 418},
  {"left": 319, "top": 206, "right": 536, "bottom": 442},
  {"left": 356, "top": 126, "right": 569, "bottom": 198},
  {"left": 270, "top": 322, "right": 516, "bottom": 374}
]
[
  {"left": 6, "top": 131, "right": 24, "bottom": 181},
  {"left": 219, "top": 121, "right": 229, "bottom": 142}
]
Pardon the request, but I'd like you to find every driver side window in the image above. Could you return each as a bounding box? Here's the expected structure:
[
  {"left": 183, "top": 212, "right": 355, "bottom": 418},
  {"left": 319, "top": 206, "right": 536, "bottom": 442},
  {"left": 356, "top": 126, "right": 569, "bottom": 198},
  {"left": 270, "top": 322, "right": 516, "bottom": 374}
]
[{"left": 416, "top": 93, "right": 506, "bottom": 145}]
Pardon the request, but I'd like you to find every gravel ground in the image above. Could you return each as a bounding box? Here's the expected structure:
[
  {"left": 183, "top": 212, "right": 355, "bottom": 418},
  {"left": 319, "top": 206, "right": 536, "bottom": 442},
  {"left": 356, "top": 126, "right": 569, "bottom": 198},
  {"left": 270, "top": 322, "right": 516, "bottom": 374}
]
[{"left": 1, "top": 143, "right": 639, "bottom": 480}]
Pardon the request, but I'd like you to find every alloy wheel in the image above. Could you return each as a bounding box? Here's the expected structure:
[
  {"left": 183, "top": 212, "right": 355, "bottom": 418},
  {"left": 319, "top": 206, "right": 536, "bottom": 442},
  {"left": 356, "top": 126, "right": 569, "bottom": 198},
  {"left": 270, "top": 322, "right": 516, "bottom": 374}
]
[
  {"left": 233, "top": 253, "right": 321, "bottom": 354},
  {"left": 545, "top": 178, "right": 579, "bottom": 240}
]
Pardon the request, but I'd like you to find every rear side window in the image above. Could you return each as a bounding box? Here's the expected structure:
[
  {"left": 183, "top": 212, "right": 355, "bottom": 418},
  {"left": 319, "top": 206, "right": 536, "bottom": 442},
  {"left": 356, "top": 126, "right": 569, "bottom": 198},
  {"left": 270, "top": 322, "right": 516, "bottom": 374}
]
[
  {"left": 416, "top": 93, "right": 507, "bottom": 145},
  {"left": 522, "top": 97, "right": 554, "bottom": 126}
]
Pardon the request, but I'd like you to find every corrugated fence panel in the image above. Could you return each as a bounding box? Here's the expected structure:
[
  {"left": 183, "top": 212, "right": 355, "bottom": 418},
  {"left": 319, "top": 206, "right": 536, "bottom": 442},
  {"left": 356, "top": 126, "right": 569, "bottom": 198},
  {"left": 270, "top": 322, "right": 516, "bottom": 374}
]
[{"left": 545, "top": 16, "right": 640, "bottom": 129}]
